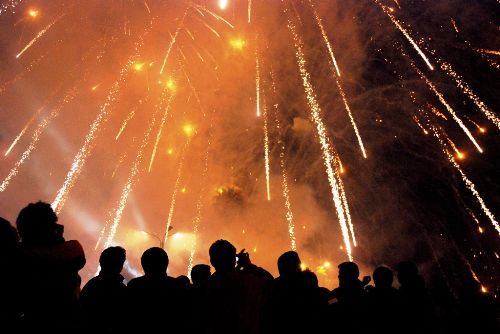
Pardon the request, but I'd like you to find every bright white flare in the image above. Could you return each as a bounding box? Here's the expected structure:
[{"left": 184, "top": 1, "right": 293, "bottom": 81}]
[{"left": 218, "top": 0, "right": 228, "bottom": 10}]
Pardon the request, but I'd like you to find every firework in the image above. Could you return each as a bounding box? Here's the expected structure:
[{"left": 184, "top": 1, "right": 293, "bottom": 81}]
[
  {"left": 148, "top": 94, "right": 174, "bottom": 172},
  {"left": 160, "top": 9, "right": 188, "bottom": 74},
  {"left": 16, "top": 14, "right": 64, "bottom": 59},
  {"left": 262, "top": 97, "right": 271, "bottom": 201}
]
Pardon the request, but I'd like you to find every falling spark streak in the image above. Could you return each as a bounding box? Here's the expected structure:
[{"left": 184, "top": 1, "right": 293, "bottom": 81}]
[
  {"left": 111, "top": 151, "right": 127, "bottom": 178},
  {"left": 309, "top": 1, "right": 366, "bottom": 157},
  {"left": 429, "top": 104, "right": 448, "bottom": 120},
  {"left": 309, "top": 1, "right": 340, "bottom": 77},
  {"left": 188, "top": 116, "right": 214, "bottom": 275},
  {"left": 195, "top": 4, "right": 234, "bottom": 28},
  {"left": 163, "top": 140, "right": 190, "bottom": 246},
  {"left": 413, "top": 115, "right": 429, "bottom": 135},
  {"left": 432, "top": 127, "right": 499, "bottom": 235},
  {"left": 115, "top": 109, "right": 136, "bottom": 140},
  {"left": 262, "top": 100, "right": 271, "bottom": 201},
  {"left": 160, "top": 10, "right": 187, "bottom": 74},
  {"left": 197, "top": 18, "right": 221, "bottom": 38},
  {"left": 16, "top": 14, "right": 64, "bottom": 59},
  {"left": 438, "top": 60, "right": 500, "bottom": 130},
  {"left": 148, "top": 94, "right": 174, "bottom": 172},
  {"left": 450, "top": 18, "right": 459, "bottom": 33},
  {"left": 103, "top": 95, "right": 166, "bottom": 250},
  {"left": 446, "top": 137, "right": 464, "bottom": 159},
  {"left": 52, "top": 29, "right": 149, "bottom": 214},
  {"left": 476, "top": 48, "right": 500, "bottom": 56},
  {"left": 272, "top": 102, "right": 296, "bottom": 250},
  {"left": 255, "top": 52, "right": 261, "bottom": 117},
  {"left": 248, "top": 0, "right": 252, "bottom": 23},
  {"left": 375, "top": 1, "right": 434, "bottom": 71},
  {"left": 0, "top": 89, "right": 77, "bottom": 192},
  {"left": 287, "top": 13, "right": 352, "bottom": 260},
  {"left": 4, "top": 105, "right": 46, "bottom": 156},
  {"left": 143, "top": 1, "right": 151, "bottom": 14},
  {"left": 413, "top": 64, "right": 483, "bottom": 153}
]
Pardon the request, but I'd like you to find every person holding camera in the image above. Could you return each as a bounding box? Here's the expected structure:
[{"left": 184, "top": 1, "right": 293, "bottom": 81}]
[{"left": 16, "top": 201, "right": 86, "bottom": 333}]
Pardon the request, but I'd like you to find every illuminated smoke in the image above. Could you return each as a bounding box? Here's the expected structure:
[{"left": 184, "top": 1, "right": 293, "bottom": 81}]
[{"left": 287, "top": 11, "right": 353, "bottom": 260}]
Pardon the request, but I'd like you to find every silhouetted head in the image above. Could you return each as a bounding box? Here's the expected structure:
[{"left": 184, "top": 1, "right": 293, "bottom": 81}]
[
  {"left": 277, "top": 251, "right": 301, "bottom": 277},
  {"left": 16, "top": 201, "right": 61, "bottom": 245},
  {"left": 338, "top": 261, "right": 359, "bottom": 286},
  {"left": 141, "top": 247, "right": 169, "bottom": 276},
  {"left": 209, "top": 239, "right": 236, "bottom": 272},
  {"left": 191, "top": 264, "right": 211, "bottom": 285},
  {"left": 373, "top": 266, "right": 393, "bottom": 289},
  {"left": 177, "top": 275, "right": 191, "bottom": 287},
  {"left": 0, "top": 217, "right": 19, "bottom": 252},
  {"left": 99, "top": 246, "right": 126, "bottom": 275},
  {"left": 302, "top": 269, "right": 319, "bottom": 288},
  {"left": 396, "top": 261, "right": 418, "bottom": 286}
]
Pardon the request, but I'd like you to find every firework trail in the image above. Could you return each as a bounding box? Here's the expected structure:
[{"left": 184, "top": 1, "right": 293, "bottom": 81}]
[
  {"left": 115, "top": 109, "right": 136, "bottom": 140},
  {"left": 286, "top": 11, "right": 353, "bottom": 260},
  {"left": 450, "top": 18, "right": 459, "bottom": 33},
  {"left": 262, "top": 98, "right": 271, "bottom": 201},
  {"left": 271, "top": 101, "right": 297, "bottom": 250},
  {"left": 446, "top": 137, "right": 464, "bottom": 160},
  {"left": 411, "top": 63, "right": 483, "bottom": 153},
  {"left": 248, "top": 0, "right": 252, "bottom": 23},
  {"left": 163, "top": 139, "right": 190, "bottom": 246},
  {"left": 16, "top": 14, "right": 64, "bottom": 59},
  {"left": 0, "top": 0, "right": 22, "bottom": 16},
  {"left": 375, "top": 0, "right": 434, "bottom": 71},
  {"left": 197, "top": 17, "right": 221, "bottom": 38},
  {"left": 111, "top": 151, "right": 128, "bottom": 178},
  {"left": 464, "top": 116, "right": 486, "bottom": 133},
  {"left": 52, "top": 29, "right": 150, "bottom": 214},
  {"left": 476, "top": 48, "right": 500, "bottom": 56},
  {"left": 431, "top": 126, "right": 499, "bottom": 235},
  {"left": 255, "top": 51, "right": 261, "bottom": 117},
  {"left": 148, "top": 94, "right": 174, "bottom": 172},
  {"left": 194, "top": 4, "right": 234, "bottom": 29},
  {"left": 336, "top": 160, "right": 357, "bottom": 247},
  {"left": 160, "top": 9, "right": 188, "bottom": 74},
  {"left": 309, "top": 1, "right": 366, "bottom": 158},
  {"left": 437, "top": 60, "right": 500, "bottom": 130},
  {"left": 0, "top": 89, "right": 77, "bottom": 192},
  {"left": 103, "top": 93, "right": 170, "bottom": 249}
]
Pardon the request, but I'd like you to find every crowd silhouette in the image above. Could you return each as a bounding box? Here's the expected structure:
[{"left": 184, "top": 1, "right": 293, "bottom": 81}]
[{"left": 0, "top": 201, "right": 498, "bottom": 333}]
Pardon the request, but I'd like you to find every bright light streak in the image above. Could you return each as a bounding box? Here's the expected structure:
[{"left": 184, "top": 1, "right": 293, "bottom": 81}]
[
  {"left": 248, "top": 0, "right": 252, "bottom": 23},
  {"left": 16, "top": 15, "right": 63, "bottom": 59},
  {"left": 310, "top": 1, "right": 340, "bottom": 77},
  {"left": 262, "top": 101, "right": 271, "bottom": 201},
  {"left": 476, "top": 48, "right": 500, "bottom": 56},
  {"left": 4, "top": 105, "right": 45, "bottom": 156},
  {"left": 160, "top": 9, "right": 187, "bottom": 74},
  {"left": 255, "top": 52, "right": 261, "bottom": 117},
  {"left": 148, "top": 94, "right": 174, "bottom": 172},
  {"left": 376, "top": 1, "right": 434, "bottom": 71},
  {"left": 287, "top": 13, "right": 353, "bottom": 260},
  {"left": 413, "top": 64, "right": 483, "bottom": 153},
  {"left": 163, "top": 140, "right": 190, "bottom": 246},
  {"left": 218, "top": 0, "right": 228, "bottom": 10},
  {"left": 439, "top": 60, "right": 500, "bottom": 130},
  {"left": 115, "top": 108, "right": 137, "bottom": 140},
  {"left": 0, "top": 89, "right": 77, "bottom": 192},
  {"left": 195, "top": 4, "right": 234, "bottom": 28}
]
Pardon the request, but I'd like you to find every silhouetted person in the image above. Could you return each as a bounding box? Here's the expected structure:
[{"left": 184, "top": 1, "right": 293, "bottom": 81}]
[
  {"left": 0, "top": 217, "right": 22, "bottom": 331},
  {"left": 366, "top": 266, "right": 402, "bottom": 333},
  {"left": 200, "top": 240, "right": 272, "bottom": 334},
  {"left": 264, "top": 251, "right": 326, "bottom": 333},
  {"left": 191, "top": 264, "right": 211, "bottom": 287},
  {"left": 177, "top": 274, "right": 191, "bottom": 288},
  {"left": 80, "top": 246, "right": 127, "bottom": 333},
  {"left": 127, "top": 247, "right": 187, "bottom": 332},
  {"left": 396, "top": 261, "right": 438, "bottom": 333},
  {"left": 16, "top": 201, "right": 86, "bottom": 333},
  {"left": 327, "top": 261, "right": 368, "bottom": 331}
]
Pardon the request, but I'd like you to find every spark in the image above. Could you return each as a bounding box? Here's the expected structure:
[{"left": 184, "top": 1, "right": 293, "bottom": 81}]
[
  {"left": 428, "top": 104, "right": 448, "bottom": 120},
  {"left": 133, "top": 62, "right": 145, "bottom": 71},
  {"left": 413, "top": 115, "right": 429, "bottom": 135},
  {"left": 248, "top": 0, "right": 252, "bottom": 23},
  {"left": 450, "top": 18, "right": 459, "bottom": 33},
  {"left": 91, "top": 83, "right": 102, "bottom": 91},
  {"left": 194, "top": 4, "right": 234, "bottom": 29},
  {"left": 446, "top": 137, "right": 465, "bottom": 160},
  {"left": 439, "top": 60, "right": 500, "bottom": 130},
  {"left": 103, "top": 93, "right": 165, "bottom": 249},
  {"left": 310, "top": 1, "right": 366, "bottom": 157},
  {"left": 0, "top": 54, "right": 45, "bottom": 94},
  {"left": 28, "top": 8, "right": 39, "bottom": 18},
  {"left": 111, "top": 151, "right": 127, "bottom": 178},
  {"left": 0, "top": 89, "right": 77, "bottom": 192},
  {"left": 165, "top": 77, "right": 176, "bottom": 91},
  {"left": 262, "top": 99, "right": 271, "bottom": 201},
  {"left": 148, "top": 94, "right": 174, "bottom": 172},
  {"left": 413, "top": 64, "right": 483, "bottom": 153},
  {"left": 4, "top": 105, "right": 46, "bottom": 156},
  {"left": 16, "top": 14, "right": 64, "bottom": 59},
  {"left": 0, "top": 0, "right": 23, "bottom": 16},
  {"left": 287, "top": 13, "right": 352, "bottom": 260},
  {"left": 337, "top": 159, "right": 357, "bottom": 247},
  {"left": 115, "top": 108, "right": 137, "bottom": 140},
  {"left": 230, "top": 38, "right": 246, "bottom": 50},
  {"left": 143, "top": 1, "right": 151, "bottom": 14},
  {"left": 163, "top": 140, "right": 190, "bottom": 246},
  {"left": 476, "top": 48, "right": 500, "bottom": 56},
  {"left": 255, "top": 51, "right": 261, "bottom": 117},
  {"left": 199, "top": 19, "right": 221, "bottom": 38},
  {"left": 375, "top": 1, "right": 434, "bottom": 70},
  {"left": 160, "top": 9, "right": 187, "bottom": 74},
  {"left": 52, "top": 28, "right": 149, "bottom": 214},
  {"left": 272, "top": 101, "right": 296, "bottom": 250}
]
